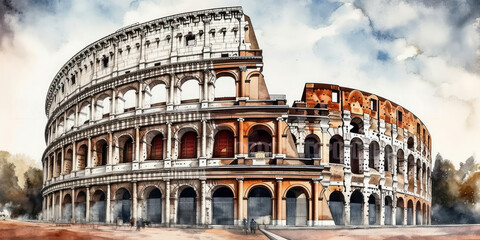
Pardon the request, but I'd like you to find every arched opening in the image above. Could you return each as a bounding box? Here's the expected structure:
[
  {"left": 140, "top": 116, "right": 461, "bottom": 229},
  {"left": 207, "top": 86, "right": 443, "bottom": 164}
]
[
  {"left": 214, "top": 76, "right": 236, "bottom": 100},
  {"left": 211, "top": 187, "right": 234, "bottom": 225},
  {"left": 396, "top": 197, "right": 404, "bottom": 225},
  {"left": 180, "top": 132, "right": 198, "bottom": 159},
  {"left": 247, "top": 186, "right": 272, "bottom": 225},
  {"left": 95, "top": 96, "right": 111, "bottom": 119},
  {"left": 147, "top": 188, "right": 162, "bottom": 224},
  {"left": 407, "top": 200, "right": 413, "bottom": 225},
  {"left": 329, "top": 191, "right": 345, "bottom": 225},
  {"left": 384, "top": 196, "right": 392, "bottom": 225},
  {"left": 75, "top": 191, "right": 86, "bottom": 223},
  {"left": 407, "top": 137, "right": 414, "bottom": 150},
  {"left": 180, "top": 80, "right": 200, "bottom": 102},
  {"left": 123, "top": 89, "right": 137, "bottom": 112},
  {"left": 397, "top": 149, "right": 404, "bottom": 174},
  {"left": 248, "top": 129, "right": 272, "bottom": 158},
  {"left": 150, "top": 84, "right": 167, "bottom": 106},
  {"left": 54, "top": 195, "right": 60, "bottom": 221},
  {"left": 384, "top": 145, "right": 393, "bottom": 173},
  {"left": 213, "top": 130, "right": 234, "bottom": 158},
  {"left": 118, "top": 136, "right": 134, "bottom": 163},
  {"left": 150, "top": 134, "right": 164, "bottom": 160},
  {"left": 350, "top": 117, "right": 364, "bottom": 134},
  {"left": 63, "top": 194, "right": 72, "bottom": 222},
  {"left": 114, "top": 188, "right": 131, "bottom": 224},
  {"left": 95, "top": 140, "right": 108, "bottom": 166},
  {"left": 77, "top": 144, "right": 88, "bottom": 170},
  {"left": 408, "top": 155, "right": 415, "bottom": 189},
  {"left": 64, "top": 149, "right": 73, "bottom": 174},
  {"left": 56, "top": 153, "right": 62, "bottom": 176},
  {"left": 57, "top": 119, "right": 64, "bottom": 135},
  {"left": 286, "top": 187, "right": 308, "bottom": 226},
  {"left": 304, "top": 135, "right": 319, "bottom": 158},
  {"left": 368, "top": 195, "right": 379, "bottom": 225},
  {"left": 78, "top": 103, "right": 90, "bottom": 125},
  {"left": 350, "top": 190, "right": 364, "bottom": 225},
  {"left": 90, "top": 190, "right": 106, "bottom": 223},
  {"left": 422, "top": 203, "right": 427, "bottom": 225},
  {"left": 416, "top": 201, "right": 421, "bottom": 225},
  {"left": 66, "top": 112, "right": 75, "bottom": 130},
  {"left": 369, "top": 141, "right": 380, "bottom": 170},
  {"left": 329, "top": 135, "right": 344, "bottom": 164},
  {"left": 178, "top": 187, "right": 197, "bottom": 225},
  {"left": 350, "top": 138, "right": 364, "bottom": 174}
]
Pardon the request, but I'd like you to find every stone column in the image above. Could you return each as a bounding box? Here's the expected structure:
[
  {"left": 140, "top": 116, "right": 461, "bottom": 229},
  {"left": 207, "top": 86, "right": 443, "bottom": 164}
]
[
  {"left": 72, "top": 141, "right": 77, "bottom": 172},
  {"left": 71, "top": 188, "right": 75, "bottom": 222},
  {"left": 133, "top": 182, "right": 137, "bottom": 226},
  {"left": 86, "top": 187, "right": 90, "bottom": 222},
  {"left": 239, "top": 66, "right": 246, "bottom": 97},
  {"left": 111, "top": 89, "right": 116, "bottom": 116},
  {"left": 165, "top": 180, "right": 170, "bottom": 225},
  {"left": 392, "top": 197, "right": 397, "bottom": 226},
  {"left": 165, "top": 122, "right": 172, "bottom": 168},
  {"left": 313, "top": 179, "right": 319, "bottom": 226},
  {"left": 276, "top": 178, "right": 283, "bottom": 226},
  {"left": 169, "top": 74, "right": 175, "bottom": 106},
  {"left": 200, "top": 178, "right": 206, "bottom": 225},
  {"left": 135, "top": 126, "right": 140, "bottom": 162},
  {"left": 46, "top": 194, "right": 50, "bottom": 220},
  {"left": 201, "top": 119, "right": 207, "bottom": 158},
  {"left": 106, "top": 183, "right": 111, "bottom": 224},
  {"left": 75, "top": 103, "right": 79, "bottom": 127},
  {"left": 237, "top": 178, "right": 244, "bottom": 225},
  {"left": 53, "top": 153, "right": 57, "bottom": 178},
  {"left": 61, "top": 147, "right": 65, "bottom": 175},
  {"left": 237, "top": 118, "right": 244, "bottom": 155},
  {"left": 90, "top": 97, "right": 95, "bottom": 122},
  {"left": 59, "top": 190, "right": 63, "bottom": 221},
  {"left": 380, "top": 192, "right": 385, "bottom": 225},
  {"left": 87, "top": 137, "right": 92, "bottom": 168},
  {"left": 363, "top": 193, "right": 368, "bottom": 225},
  {"left": 52, "top": 193, "right": 55, "bottom": 221},
  {"left": 137, "top": 83, "right": 143, "bottom": 109},
  {"left": 276, "top": 117, "right": 283, "bottom": 155},
  {"left": 108, "top": 132, "right": 113, "bottom": 165}
]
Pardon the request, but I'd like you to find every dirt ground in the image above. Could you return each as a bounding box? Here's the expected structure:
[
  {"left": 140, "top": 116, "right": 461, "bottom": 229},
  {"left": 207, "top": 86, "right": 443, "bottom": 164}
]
[
  {"left": 270, "top": 225, "right": 480, "bottom": 240},
  {"left": 0, "top": 220, "right": 268, "bottom": 240}
]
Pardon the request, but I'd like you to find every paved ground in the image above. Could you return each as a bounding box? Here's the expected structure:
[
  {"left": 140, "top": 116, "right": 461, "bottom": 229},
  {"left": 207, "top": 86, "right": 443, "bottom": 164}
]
[
  {"left": 269, "top": 225, "right": 480, "bottom": 240},
  {"left": 0, "top": 220, "right": 268, "bottom": 240}
]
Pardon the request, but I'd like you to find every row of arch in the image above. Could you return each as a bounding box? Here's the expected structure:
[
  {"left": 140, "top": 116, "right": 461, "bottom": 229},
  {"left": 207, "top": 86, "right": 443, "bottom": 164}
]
[
  {"left": 52, "top": 185, "right": 308, "bottom": 226},
  {"left": 329, "top": 190, "right": 430, "bottom": 225},
  {"left": 46, "top": 128, "right": 273, "bottom": 179},
  {"left": 329, "top": 135, "right": 430, "bottom": 179},
  {"left": 49, "top": 75, "right": 238, "bottom": 141}
]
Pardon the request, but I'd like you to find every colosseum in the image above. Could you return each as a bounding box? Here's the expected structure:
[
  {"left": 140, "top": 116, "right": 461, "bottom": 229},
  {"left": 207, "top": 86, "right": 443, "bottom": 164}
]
[{"left": 41, "top": 6, "right": 432, "bottom": 227}]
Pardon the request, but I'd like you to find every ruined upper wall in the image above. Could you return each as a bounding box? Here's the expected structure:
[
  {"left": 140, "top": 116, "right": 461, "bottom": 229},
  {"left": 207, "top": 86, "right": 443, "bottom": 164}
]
[
  {"left": 297, "top": 83, "right": 432, "bottom": 154},
  {"left": 45, "top": 6, "right": 260, "bottom": 117}
]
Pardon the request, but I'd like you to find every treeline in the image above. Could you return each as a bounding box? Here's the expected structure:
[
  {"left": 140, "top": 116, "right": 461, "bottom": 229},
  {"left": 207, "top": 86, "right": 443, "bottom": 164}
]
[
  {"left": 0, "top": 151, "right": 43, "bottom": 219},
  {"left": 432, "top": 154, "right": 480, "bottom": 224}
]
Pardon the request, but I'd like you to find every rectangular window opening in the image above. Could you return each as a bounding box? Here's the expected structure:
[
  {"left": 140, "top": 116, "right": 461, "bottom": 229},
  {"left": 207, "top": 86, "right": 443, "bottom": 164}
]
[
  {"left": 371, "top": 99, "right": 378, "bottom": 111},
  {"left": 332, "top": 91, "right": 339, "bottom": 103}
]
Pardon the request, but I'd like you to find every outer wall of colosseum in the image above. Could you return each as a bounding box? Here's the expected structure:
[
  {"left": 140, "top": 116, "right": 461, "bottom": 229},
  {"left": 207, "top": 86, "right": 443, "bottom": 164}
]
[{"left": 41, "top": 7, "right": 431, "bottom": 227}]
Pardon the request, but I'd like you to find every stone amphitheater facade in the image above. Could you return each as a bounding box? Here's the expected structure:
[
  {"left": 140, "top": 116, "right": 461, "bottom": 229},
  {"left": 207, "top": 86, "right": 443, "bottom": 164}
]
[{"left": 41, "top": 6, "right": 432, "bottom": 227}]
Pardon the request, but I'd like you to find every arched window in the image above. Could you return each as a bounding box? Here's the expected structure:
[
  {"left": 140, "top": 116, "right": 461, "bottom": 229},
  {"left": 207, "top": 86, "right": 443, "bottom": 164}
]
[
  {"left": 248, "top": 129, "right": 272, "bottom": 157},
  {"left": 122, "top": 138, "right": 133, "bottom": 163},
  {"left": 350, "top": 138, "right": 364, "bottom": 174},
  {"left": 150, "top": 134, "right": 163, "bottom": 160},
  {"left": 369, "top": 141, "right": 379, "bottom": 170},
  {"left": 123, "top": 90, "right": 136, "bottom": 111},
  {"left": 384, "top": 145, "right": 393, "bottom": 173},
  {"left": 407, "top": 137, "right": 414, "bottom": 150},
  {"left": 181, "top": 80, "right": 200, "bottom": 102},
  {"left": 150, "top": 84, "right": 167, "bottom": 106},
  {"left": 78, "top": 104, "right": 90, "bottom": 125},
  {"left": 304, "top": 136, "right": 319, "bottom": 158},
  {"left": 96, "top": 140, "right": 108, "bottom": 166},
  {"left": 95, "top": 96, "right": 110, "bottom": 119},
  {"left": 213, "top": 130, "right": 234, "bottom": 158},
  {"left": 77, "top": 144, "right": 88, "bottom": 170},
  {"left": 180, "top": 132, "right": 197, "bottom": 159},
  {"left": 66, "top": 112, "right": 75, "bottom": 130},
  {"left": 397, "top": 149, "right": 404, "bottom": 174},
  {"left": 214, "top": 76, "right": 236, "bottom": 99},
  {"left": 350, "top": 117, "right": 364, "bottom": 134},
  {"left": 329, "top": 135, "right": 344, "bottom": 164}
]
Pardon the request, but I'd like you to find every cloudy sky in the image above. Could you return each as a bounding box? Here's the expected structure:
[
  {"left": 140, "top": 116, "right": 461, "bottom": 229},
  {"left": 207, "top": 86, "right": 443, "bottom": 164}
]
[{"left": 0, "top": 0, "right": 479, "bottom": 167}]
